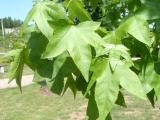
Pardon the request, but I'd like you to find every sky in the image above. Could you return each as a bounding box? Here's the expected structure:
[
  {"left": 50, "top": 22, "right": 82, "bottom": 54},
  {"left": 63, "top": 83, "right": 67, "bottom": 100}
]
[{"left": 0, "top": 0, "right": 33, "bottom": 21}]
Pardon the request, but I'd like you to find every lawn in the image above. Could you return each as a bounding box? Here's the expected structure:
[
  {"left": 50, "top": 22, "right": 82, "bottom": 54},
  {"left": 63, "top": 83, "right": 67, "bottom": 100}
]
[
  {"left": 0, "top": 84, "right": 160, "bottom": 120},
  {"left": 0, "top": 84, "right": 87, "bottom": 120}
]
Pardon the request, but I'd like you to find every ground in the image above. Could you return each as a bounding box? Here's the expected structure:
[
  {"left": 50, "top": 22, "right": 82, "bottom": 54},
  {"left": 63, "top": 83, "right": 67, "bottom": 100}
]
[{"left": 0, "top": 84, "right": 160, "bottom": 120}]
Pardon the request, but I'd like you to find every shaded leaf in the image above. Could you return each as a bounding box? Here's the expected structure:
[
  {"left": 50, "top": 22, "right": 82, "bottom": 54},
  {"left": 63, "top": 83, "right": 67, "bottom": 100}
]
[
  {"left": 86, "top": 87, "right": 99, "bottom": 120},
  {"left": 147, "top": 89, "right": 155, "bottom": 107},
  {"left": 62, "top": 74, "right": 77, "bottom": 98},
  {"left": 140, "top": 63, "right": 160, "bottom": 99},
  {"left": 115, "top": 91, "right": 127, "bottom": 107}
]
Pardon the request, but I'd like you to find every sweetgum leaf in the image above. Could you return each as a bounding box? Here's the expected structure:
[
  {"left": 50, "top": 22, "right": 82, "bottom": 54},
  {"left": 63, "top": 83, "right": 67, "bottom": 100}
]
[
  {"left": 21, "top": 1, "right": 68, "bottom": 40},
  {"left": 8, "top": 49, "right": 24, "bottom": 92},
  {"left": 65, "top": 0, "right": 91, "bottom": 22},
  {"left": 62, "top": 74, "right": 77, "bottom": 98},
  {"left": 115, "top": 91, "right": 127, "bottom": 107},
  {"left": 43, "top": 21, "right": 103, "bottom": 81},
  {"left": 118, "top": 15, "right": 152, "bottom": 46},
  {"left": 94, "top": 59, "right": 119, "bottom": 120},
  {"left": 87, "top": 89, "right": 99, "bottom": 120},
  {"left": 141, "top": 63, "right": 160, "bottom": 99},
  {"left": 116, "top": 64, "right": 146, "bottom": 100}
]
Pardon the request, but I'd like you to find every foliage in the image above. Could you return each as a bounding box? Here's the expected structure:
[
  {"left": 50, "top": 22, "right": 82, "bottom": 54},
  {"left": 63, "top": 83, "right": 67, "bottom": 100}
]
[{"left": 3, "top": 0, "right": 160, "bottom": 119}]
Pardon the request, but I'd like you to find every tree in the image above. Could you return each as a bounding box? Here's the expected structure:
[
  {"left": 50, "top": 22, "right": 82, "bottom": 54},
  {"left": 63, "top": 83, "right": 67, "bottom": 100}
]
[
  {"left": 0, "top": 17, "right": 23, "bottom": 29},
  {"left": 3, "top": 0, "right": 160, "bottom": 119}
]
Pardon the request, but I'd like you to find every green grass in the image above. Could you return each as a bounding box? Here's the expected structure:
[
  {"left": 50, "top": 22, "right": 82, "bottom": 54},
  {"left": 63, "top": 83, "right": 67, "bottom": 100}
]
[
  {"left": 0, "top": 84, "right": 160, "bottom": 120},
  {"left": 0, "top": 84, "right": 87, "bottom": 120},
  {"left": 112, "top": 93, "right": 160, "bottom": 120}
]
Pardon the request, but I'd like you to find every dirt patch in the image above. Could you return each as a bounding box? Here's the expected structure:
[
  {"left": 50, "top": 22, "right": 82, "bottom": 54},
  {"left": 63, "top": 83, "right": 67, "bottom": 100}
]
[
  {"left": 69, "top": 111, "right": 85, "bottom": 120},
  {"left": 40, "top": 86, "right": 53, "bottom": 96},
  {"left": 0, "top": 75, "right": 33, "bottom": 89},
  {"left": 123, "top": 109, "right": 142, "bottom": 115},
  {"left": 69, "top": 104, "right": 87, "bottom": 120}
]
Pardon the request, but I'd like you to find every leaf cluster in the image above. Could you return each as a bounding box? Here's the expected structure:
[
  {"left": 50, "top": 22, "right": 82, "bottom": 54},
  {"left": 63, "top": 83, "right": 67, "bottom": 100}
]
[{"left": 4, "top": 0, "right": 160, "bottom": 119}]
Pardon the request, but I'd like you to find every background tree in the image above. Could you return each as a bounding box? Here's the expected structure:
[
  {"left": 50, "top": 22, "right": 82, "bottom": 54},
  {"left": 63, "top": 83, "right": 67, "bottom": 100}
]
[{"left": 0, "top": 17, "right": 23, "bottom": 29}]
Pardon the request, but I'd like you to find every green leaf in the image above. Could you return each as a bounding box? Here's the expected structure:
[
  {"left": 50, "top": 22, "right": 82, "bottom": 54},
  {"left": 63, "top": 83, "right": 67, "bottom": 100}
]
[
  {"left": 105, "top": 113, "right": 112, "bottom": 120},
  {"left": 147, "top": 89, "right": 155, "bottom": 107},
  {"left": 0, "top": 49, "right": 22, "bottom": 63},
  {"left": 8, "top": 49, "right": 24, "bottom": 91},
  {"left": 43, "top": 21, "right": 103, "bottom": 81},
  {"left": 103, "top": 31, "right": 122, "bottom": 44},
  {"left": 118, "top": 15, "right": 153, "bottom": 46},
  {"left": 62, "top": 74, "right": 77, "bottom": 98},
  {"left": 75, "top": 74, "right": 88, "bottom": 93},
  {"left": 33, "top": 60, "right": 54, "bottom": 82},
  {"left": 52, "top": 52, "right": 69, "bottom": 79},
  {"left": 86, "top": 44, "right": 132, "bottom": 95},
  {"left": 21, "top": 6, "right": 37, "bottom": 36},
  {"left": 136, "top": 6, "right": 160, "bottom": 20},
  {"left": 116, "top": 64, "right": 146, "bottom": 100},
  {"left": 139, "top": 0, "right": 160, "bottom": 20},
  {"left": 97, "top": 44, "right": 133, "bottom": 70},
  {"left": 115, "top": 91, "right": 127, "bottom": 107},
  {"left": 28, "top": 32, "right": 49, "bottom": 65},
  {"left": 33, "top": 3, "right": 54, "bottom": 40},
  {"left": 89, "top": 0, "right": 102, "bottom": 10},
  {"left": 94, "top": 59, "right": 119, "bottom": 120},
  {"left": 22, "top": 1, "right": 68, "bottom": 40},
  {"left": 85, "top": 58, "right": 108, "bottom": 96},
  {"left": 141, "top": 0, "right": 160, "bottom": 10},
  {"left": 140, "top": 63, "right": 160, "bottom": 99},
  {"left": 51, "top": 57, "right": 79, "bottom": 95},
  {"left": 51, "top": 73, "right": 64, "bottom": 95},
  {"left": 86, "top": 89, "right": 99, "bottom": 120},
  {"left": 65, "top": 0, "right": 91, "bottom": 22}
]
